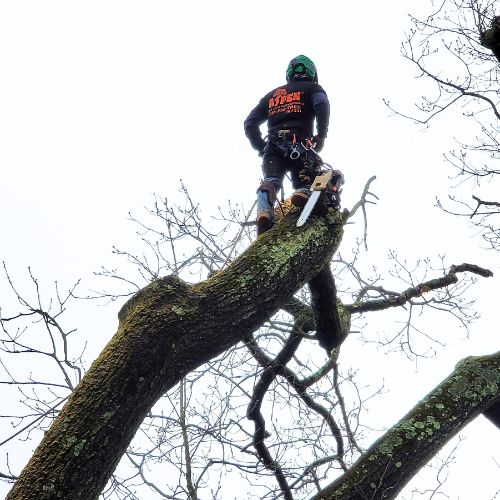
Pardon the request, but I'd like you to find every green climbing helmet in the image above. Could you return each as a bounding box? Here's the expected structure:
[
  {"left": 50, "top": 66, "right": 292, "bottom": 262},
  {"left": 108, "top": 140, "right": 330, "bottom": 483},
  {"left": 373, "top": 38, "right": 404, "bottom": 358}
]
[{"left": 286, "top": 55, "right": 318, "bottom": 83}]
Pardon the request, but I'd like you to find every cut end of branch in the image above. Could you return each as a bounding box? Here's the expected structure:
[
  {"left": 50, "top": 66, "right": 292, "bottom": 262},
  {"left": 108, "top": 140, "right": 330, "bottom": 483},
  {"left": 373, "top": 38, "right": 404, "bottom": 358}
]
[{"left": 450, "top": 263, "right": 493, "bottom": 278}]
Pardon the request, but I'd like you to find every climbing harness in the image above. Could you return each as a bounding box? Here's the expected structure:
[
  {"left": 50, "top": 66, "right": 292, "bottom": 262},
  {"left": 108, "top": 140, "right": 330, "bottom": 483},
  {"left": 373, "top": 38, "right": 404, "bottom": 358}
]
[{"left": 271, "top": 130, "right": 320, "bottom": 165}]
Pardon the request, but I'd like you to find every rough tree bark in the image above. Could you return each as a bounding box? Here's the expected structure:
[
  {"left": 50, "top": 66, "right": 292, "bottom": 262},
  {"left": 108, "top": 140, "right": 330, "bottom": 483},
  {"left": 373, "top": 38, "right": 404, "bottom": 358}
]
[
  {"left": 7, "top": 209, "right": 345, "bottom": 500},
  {"left": 6, "top": 204, "right": 499, "bottom": 500},
  {"left": 311, "top": 352, "right": 500, "bottom": 500}
]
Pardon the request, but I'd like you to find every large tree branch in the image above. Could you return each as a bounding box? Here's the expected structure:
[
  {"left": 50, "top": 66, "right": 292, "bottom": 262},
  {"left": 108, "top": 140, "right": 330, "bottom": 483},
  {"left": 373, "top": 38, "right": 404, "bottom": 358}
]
[
  {"left": 308, "top": 267, "right": 350, "bottom": 353},
  {"left": 7, "top": 210, "right": 344, "bottom": 500},
  {"left": 346, "top": 263, "right": 492, "bottom": 314},
  {"left": 312, "top": 351, "right": 500, "bottom": 500}
]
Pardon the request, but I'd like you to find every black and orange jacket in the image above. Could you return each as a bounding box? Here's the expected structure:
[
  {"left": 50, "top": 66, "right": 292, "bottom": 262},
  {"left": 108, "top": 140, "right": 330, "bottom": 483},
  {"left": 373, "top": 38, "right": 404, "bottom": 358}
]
[{"left": 244, "top": 80, "right": 330, "bottom": 153}]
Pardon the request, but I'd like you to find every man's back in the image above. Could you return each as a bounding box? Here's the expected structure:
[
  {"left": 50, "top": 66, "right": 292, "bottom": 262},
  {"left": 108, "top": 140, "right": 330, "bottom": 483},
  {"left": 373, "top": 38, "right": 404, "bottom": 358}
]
[{"left": 244, "top": 80, "right": 329, "bottom": 152}]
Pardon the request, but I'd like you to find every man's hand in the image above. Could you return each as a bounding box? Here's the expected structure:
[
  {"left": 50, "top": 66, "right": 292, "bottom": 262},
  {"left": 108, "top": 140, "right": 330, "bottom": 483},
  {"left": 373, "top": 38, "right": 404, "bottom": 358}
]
[{"left": 313, "top": 135, "right": 325, "bottom": 152}]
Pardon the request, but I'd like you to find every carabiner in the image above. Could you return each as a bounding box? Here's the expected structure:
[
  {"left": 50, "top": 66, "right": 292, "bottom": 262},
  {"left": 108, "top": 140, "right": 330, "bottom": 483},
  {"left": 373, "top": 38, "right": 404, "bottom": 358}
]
[{"left": 289, "top": 144, "right": 301, "bottom": 160}]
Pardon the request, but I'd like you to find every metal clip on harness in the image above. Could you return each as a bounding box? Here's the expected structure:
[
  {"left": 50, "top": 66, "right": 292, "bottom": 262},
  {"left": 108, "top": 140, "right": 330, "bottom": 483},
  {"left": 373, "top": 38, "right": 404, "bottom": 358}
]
[{"left": 289, "top": 145, "right": 301, "bottom": 160}]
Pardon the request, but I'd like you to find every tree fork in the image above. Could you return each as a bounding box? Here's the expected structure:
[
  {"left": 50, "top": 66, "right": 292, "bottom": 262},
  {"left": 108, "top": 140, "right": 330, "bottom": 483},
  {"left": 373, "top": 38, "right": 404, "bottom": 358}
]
[
  {"left": 7, "top": 210, "right": 345, "bottom": 500},
  {"left": 311, "top": 351, "right": 500, "bottom": 500}
]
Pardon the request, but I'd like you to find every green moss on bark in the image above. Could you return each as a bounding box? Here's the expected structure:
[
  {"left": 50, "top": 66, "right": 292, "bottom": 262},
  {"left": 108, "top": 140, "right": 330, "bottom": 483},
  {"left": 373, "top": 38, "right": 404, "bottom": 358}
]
[
  {"left": 8, "top": 209, "right": 345, "bottom": 500},
  {"left": 312, "top": 351, "right": 500, "bottom": 500}
]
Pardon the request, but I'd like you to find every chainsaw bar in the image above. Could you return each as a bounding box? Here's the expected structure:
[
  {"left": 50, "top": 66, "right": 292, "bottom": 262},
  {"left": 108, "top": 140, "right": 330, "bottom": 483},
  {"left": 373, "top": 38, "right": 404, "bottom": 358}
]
[
  {"left": 296, "top": 191, "right": 321, "bottom": 227},
  {"left": 296, "top": 170, "right": 333, "bottom": 227}
]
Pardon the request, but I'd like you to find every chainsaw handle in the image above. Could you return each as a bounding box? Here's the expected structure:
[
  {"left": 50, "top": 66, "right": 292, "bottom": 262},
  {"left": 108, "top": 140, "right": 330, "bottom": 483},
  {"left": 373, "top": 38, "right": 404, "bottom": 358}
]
[{"left": 311, "top": 169, "right": 333, "bottom": 191}]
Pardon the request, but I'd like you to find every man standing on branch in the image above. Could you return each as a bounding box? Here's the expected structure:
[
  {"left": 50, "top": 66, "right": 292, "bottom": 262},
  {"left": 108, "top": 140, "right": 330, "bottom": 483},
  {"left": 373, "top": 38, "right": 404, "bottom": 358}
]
[{"left": 244, "top": 55, "right": 331, "bottom": 235}]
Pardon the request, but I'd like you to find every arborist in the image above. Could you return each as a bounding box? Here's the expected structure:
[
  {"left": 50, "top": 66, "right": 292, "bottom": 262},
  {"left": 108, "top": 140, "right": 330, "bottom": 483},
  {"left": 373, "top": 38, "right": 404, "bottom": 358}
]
[{"left": 244, "top": 55, "right": 331, "bottom": 235}]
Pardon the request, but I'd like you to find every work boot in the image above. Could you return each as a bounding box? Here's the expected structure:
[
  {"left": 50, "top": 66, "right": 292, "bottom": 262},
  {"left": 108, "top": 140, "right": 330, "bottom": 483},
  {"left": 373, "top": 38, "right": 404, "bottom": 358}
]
[
  {"left": 291, "top": 190, "right": 309, "bottom": 208},
  {"left": 256, "top": 211, "right": 273, "bottom": 235},
  {"left": 291, "top": 190, "right": 328, "bottom": 216}
]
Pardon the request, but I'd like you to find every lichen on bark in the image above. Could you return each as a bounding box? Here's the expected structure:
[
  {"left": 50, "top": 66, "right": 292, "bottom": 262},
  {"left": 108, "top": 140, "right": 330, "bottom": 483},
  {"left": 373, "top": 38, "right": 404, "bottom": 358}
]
[
  {"left": 311, "top": 351, "right": 500, "bottom": 500},
  {"left": 7, "top": 208, "right": 345, "bottom": 500}
]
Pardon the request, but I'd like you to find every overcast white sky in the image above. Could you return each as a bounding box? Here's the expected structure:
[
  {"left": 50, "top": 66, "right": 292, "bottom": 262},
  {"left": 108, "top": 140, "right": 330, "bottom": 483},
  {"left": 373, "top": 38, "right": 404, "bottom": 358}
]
[{"left": 0, "top": 1, "right": 499, "bottom": 498}]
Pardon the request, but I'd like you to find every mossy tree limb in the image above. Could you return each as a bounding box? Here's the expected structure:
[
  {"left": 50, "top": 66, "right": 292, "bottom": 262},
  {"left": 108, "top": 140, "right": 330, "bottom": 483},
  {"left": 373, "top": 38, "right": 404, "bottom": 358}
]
[
  {"left": 7, "top": 210, "right": 344, "bottom": 500},
  {"left": 311, "top": 351, "right": 500, "bottom": 500}
]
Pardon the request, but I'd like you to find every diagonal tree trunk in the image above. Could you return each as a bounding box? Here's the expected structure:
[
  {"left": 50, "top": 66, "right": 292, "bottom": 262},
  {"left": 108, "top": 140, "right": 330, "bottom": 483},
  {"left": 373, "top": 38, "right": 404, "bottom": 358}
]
[
  {"left": 7, "top": 203, "right": 498, "bottom": 500},
  {"left": 7, "top": 210, "right": 345, "bottom": 500},
  {"left": 311, "top": 351, "right": 500, "bottom": 500}
]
